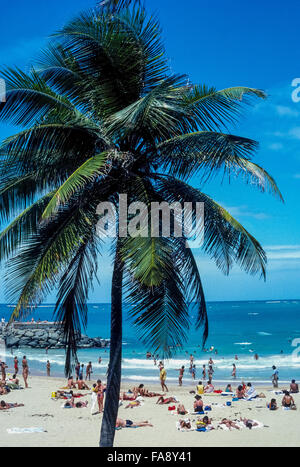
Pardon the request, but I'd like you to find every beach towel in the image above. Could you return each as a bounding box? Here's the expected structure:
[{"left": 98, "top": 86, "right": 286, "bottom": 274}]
[
  {"left": 169, "top": 409, "right": 190, "bottom": 415},
  {"left": 7, "top": 427, "right": 47, "bottom": 434},
  {"left": 91, "top": 392, "right": 97, "bottom": 413},
  {"left": 217, "top": 420, "right": 264, "bottom": 430}
]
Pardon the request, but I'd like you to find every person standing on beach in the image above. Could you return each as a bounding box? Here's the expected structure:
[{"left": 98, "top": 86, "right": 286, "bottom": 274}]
[
  {"left": 191, "top": 364, "right": 196, "bottom": 380},
  {"left": 202, "top": 364, "right": 206, "bottom": 380},
  {"left": 95, "top": 379, "right": 106, "bottom": 413},
  {"left": 159, "top": 365, "right": 168, "bottom": 392},
  {"left": 46, "top": 361, "right": 51, "bottom": 377},
  {"left": 14, "top": 356, "right": 19, "bottom": 375},
  {"left": 86, "top": 362, "right": 92, "bottom": 381},
  {"left": 177, "top": 366, "right": 185, "bottom": 386},
  {"left": 1, "top": 362, "right": 7, "bottom": 382},
  {"left": 208, "top": 365, "right": 214, "bottom": 383},
  {"left": 75, "top": 362, "right": 80, "bottom": 381},
  {"left": 272, "top": 366, "right": 279, "bottom": 388},
  {"left": 22, "top": 356, "right": 29, "bottom": 388},
  {"left": 189, "top": 354, "right": 194, "bottom": 367},
  {"left": 232, "top": 363, "right": 237, "bottom": 379}
]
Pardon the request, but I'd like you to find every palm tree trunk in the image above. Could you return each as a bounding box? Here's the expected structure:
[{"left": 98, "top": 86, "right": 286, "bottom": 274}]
[{"left": 99, "top": 240, "right": 124, "bottom": 447}]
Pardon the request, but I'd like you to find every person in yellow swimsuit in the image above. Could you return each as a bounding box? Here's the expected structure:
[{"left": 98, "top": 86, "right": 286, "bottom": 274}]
[
  {"left": 197, "top": 381, "right": 204, "bottom": 395},
  {"left": 159, "top": 365, "right": 168, "bottom": 392}
]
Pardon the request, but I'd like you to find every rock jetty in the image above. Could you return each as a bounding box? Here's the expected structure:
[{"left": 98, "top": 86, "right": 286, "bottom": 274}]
[{"left": 0, "top": 322, "right": 110, "bottom": 349}]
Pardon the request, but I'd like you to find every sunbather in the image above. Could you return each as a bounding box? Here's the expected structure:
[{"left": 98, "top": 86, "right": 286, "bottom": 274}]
[
  {"left": 282, "top": 391, "right": 296, "bottom": 408},
  {"left": 267, "top": 398, "right": 278, "bottom": 410},
  {"left": 0, "top": 400, "right": 24, "bottom": 410},
  {"left": 63, "top": 397, "right": 88, "bottom": 408},
  {"left": 197, "top": 415, "right": 214, "bottom": 430},
  {"left": 236, "top": 385, "right": 245, "bottom": 399},
  {"left": 156, "top": 396, "right": 177, "bottom": 405},
  {"left": 125, "top": 400, "right": 142, "bottom": 409},
  {"left": 240, "top": 417, "right": 259, "bottom": 429},
  {"left": 204, "top": 382, "right": 214, "bottom": 393},
  {"left": 133, "top": 385, "right": 162, "bottom": 398},
  {"left": 178, "top": 419, "right": 192, "bottom": 430},
  {"left": 116, "top": 418, "right": 153, "bottom": 428},
  {"left": 219, "top": 418, "right": 240, "bottom": 430},
  {"left": 177, "top": 404, "right": 188, "bottom": 415},
  {"left": 120, "top": 392, "right": 137, "bottom": 401},
  {"left": 194, "top": 395, "right": 204, "bottom": 412},
  {"left": 77, "top": 380, "right": 90, "bottom": 390},
  {"left": 290, "top": 380, "right": 299, "bottom": 393}
]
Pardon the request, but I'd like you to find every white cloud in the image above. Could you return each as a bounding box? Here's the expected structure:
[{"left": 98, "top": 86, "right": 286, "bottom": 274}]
[
  {"left": 276, "top": 105, "right": 299, "bottom": 117},
  {"left": 265, "top": 244, "right": 300, "bottom": 260},
  {"left": 289, "top": 127, "right": 300, "bottom": 140},
  {"left": 224, "top": 204, "right": 269, "bottom": 220},
  {"left": 268, "top": 143, "right": 283, "bottom": 151}
]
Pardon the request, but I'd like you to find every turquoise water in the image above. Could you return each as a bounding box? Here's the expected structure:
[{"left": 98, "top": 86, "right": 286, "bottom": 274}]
[{"left": 1, "top": 300, "right": 300, "bottom": 384}]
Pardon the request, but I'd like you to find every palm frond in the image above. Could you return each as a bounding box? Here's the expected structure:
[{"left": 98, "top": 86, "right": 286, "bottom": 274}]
[
  {"left": 42, "top": 151, "right": 108, "bottom": 220},
  {"left": 124, "top": 245, "right": 190, "bottom": 358},
  {"left": 7, "top": 206, "right": 89, "bottom": 322},
  {"left": 156, "top": 176, "right": 267, "bottom": 279},
  {"left": 0, "top": 191, "right": 56, "bottom": 261},
  {"left": 183, "top": 85, "right": 266, "bottom": 131},
  {"left": 53, "top": 235, "right": 99, "bottom": 376},
  {"left": 156, "top": 131, "right": 283, "bottom": 200},
  {"left": 0, "top": 68, "right": 77, "bottom": 127}
]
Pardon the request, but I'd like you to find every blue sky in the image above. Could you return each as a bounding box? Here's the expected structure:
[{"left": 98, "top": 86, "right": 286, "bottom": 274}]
[{"left": 0, "top": 0, "right": 299, "bottom": 302}]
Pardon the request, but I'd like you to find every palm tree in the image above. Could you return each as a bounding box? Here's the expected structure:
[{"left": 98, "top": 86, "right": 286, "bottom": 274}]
[{"left": 0, "top": 1, "right": 282, "bottom": 447}]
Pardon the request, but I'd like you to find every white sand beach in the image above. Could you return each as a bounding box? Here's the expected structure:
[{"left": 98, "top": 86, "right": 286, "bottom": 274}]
[{"left": 0, "top": 375, "right": 300, "bottom": 447}]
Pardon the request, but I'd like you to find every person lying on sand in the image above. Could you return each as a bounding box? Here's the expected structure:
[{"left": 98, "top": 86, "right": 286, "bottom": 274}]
[
  {"left": 240, "top": 418, "right": 259, "bottom": 429},
  {"left": 0, "top": 384, "right": 9, "bottom": 395},
  {"left": 56, "top": 390, "right": 87, "bottom": 399},
  {"left": 156, "top": 396, "right": 177, "bottom": 405},
  {"left": 125, "top": 400, "right": 142, "bottom": 409},
  {"left": 0, "top": 400, "right": 24, "bottom": 410},
  {"left": 133, "top": 384, "right": 163, "bottom": 398},
  {"left": 282, "top": 391, "right": 296, "bottom": 408},
  {"left": 196, "top": 415, "right": 214, "bottom": 430},
  {"left": 116, "top": 418, "right": 153, "bottom": 428},
  {"left": 120, "top": 392, "right": 138, "bottom": 401},
  {"left": 177, "top": 404, "right": 188, "bottom": 415},
  {"left": 63, "top": 398, "right": 88, "bottom": 408},
  {"left": 219, "top": 418, "right": 240, "bottom": 430},
  {"left": 267, "top": 398, "right": 278, "bottom": 410},
  {"left": 178, "top": 419, "right": 192, "bottom": 430}
]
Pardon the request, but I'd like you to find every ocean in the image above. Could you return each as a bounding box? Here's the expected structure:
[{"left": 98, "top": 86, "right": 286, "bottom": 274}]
[{"left": 1, "top": 300, "right": 300, "bottom": 384}]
